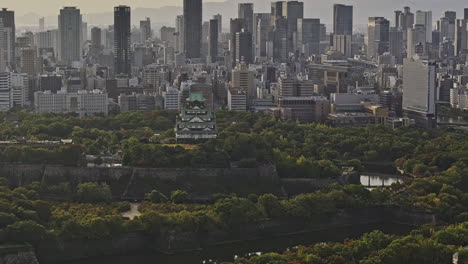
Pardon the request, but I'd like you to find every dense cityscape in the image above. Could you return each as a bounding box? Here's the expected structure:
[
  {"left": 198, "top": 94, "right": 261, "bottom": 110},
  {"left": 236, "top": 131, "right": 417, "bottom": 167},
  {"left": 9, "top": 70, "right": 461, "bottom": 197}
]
[{"left": 0, "top": 0, "right": 466, "bottom": 264}]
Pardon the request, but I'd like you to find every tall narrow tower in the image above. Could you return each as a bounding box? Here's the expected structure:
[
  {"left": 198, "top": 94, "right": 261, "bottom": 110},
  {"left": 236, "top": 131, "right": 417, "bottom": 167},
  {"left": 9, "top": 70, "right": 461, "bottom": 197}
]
[{"left": 114, "top": 5, "right": 131, "bottom": 75}]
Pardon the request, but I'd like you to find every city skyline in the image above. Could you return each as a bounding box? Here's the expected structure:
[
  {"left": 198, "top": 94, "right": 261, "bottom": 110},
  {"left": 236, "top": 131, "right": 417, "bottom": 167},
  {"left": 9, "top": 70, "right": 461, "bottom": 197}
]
[{"left": 8, "top": 0, "right": 468, "bottom": 28}]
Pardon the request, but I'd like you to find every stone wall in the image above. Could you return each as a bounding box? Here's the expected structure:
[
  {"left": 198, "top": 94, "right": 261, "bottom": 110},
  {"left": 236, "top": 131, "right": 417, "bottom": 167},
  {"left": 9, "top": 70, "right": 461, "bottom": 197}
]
[{"left": 0, "top": 165, "right": 283, "bottom": 199}]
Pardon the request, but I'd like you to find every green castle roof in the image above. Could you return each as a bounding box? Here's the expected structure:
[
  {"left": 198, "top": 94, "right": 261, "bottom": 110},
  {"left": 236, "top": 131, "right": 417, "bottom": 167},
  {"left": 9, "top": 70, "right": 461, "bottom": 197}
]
[{"left": 187, "top": 92, "right": 206, "bottom": 102}]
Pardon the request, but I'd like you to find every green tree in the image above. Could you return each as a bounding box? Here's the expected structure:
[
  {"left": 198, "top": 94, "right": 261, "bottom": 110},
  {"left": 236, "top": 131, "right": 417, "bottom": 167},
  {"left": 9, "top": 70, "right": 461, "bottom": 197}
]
[
  {"left": 75, "top": 182, "right": 112, "bottom": 203},
  {"left": 5, "top": 220, "right": 47, "bottom": 243},
  {"left": 145, "top": 190, "right": 168, "bottom": 203},
  {"left": 257, "top": 193, "right": 284, "bottom": 218},
  {"left": 170, "top": 190, "right": 190, "bottom": 204}
]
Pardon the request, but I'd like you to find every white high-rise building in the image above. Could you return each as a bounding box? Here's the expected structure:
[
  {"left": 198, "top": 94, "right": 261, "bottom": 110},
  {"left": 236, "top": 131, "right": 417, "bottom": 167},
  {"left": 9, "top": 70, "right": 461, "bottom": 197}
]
[
  {"left": 11, "top": 73, "right": 29, "bottom": 107},
  {"left": 415, "top": 10, "right": 432, "bottom": 43},
  {"left": 58, "top": 7, "right": 82, "bottom": 64},
  {"left": 402, "top": 57, "right": 436, "bottom": 128},
  {"left": 0, "top": 72, "right": 13, "bottom": 111},
  {"left": 164, "top": 87, "right": 180, "bottom": 110},
  {"left": 0, "top": 20, "right": 5, "bottom": 72}
]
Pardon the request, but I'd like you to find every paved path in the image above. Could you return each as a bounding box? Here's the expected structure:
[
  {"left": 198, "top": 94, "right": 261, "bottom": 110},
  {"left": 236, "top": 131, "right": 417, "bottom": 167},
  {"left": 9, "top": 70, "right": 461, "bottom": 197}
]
[{"left": 121, "top": 203, "right": 141, "bottom": 220}]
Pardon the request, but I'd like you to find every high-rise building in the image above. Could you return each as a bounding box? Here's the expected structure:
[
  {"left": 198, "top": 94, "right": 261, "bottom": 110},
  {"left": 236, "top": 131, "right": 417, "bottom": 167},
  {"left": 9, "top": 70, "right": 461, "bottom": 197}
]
[
  {"left": 238, "top": 3, "right": 254, "bottom": 34},
  {"left": 11, "top": 73, "right": 28, "bottom": 108},
  {"left": 175, "top": 15, "right": 184, "bottom": 53},
  {"left": 39, "top": 17, "right": 45, "bottom": 31},
  {"left": 81, "top": 21, "right": 88, "bottom": 46},
  {"left": 0, "top": 20, "right": 5, "bottom": 72},
  {"left": 213, "top": 14, "right": 222, "bottom": 36},
  {"left": 58, "top": 7, "right": 81, "bottom": 64},
  {"left": 0, "top": 8, "right": 15, "bottom": 70},
  {"left": 286, "top": 1, "right": 304, "bottom": 52},
  {"left": 438, "top": 75, "right": 454, "bottom": 103},
  {"left": 367, "top": 17, "right": 390, "bottom": 60},
  {"left": 389, "top": 27, "right": 404, "bottom": 64},
  {"left": 140, "top": 17, "right": 151, "bottom": 42},
  {"left": 273, "top": 17, "right": 288, "bottom": 62},
  {"left": 91, "top": 27, "right": 102, "bottom": 47},
  {"left": 278, "top": 76, "right": 314, "bottom": 98},
  {"left": 254, "top": 13, "right": 272, "bottom": 58},
  {"left": 395, "top": 7, "right": 414, "bottom": 42},
  {"left": 402, "top": 57, "right": 436, "bottom": 129},
  {"left": 297, "top": 18, "right": 321, "bottom": 56},
  {"left": 164, "top": 87, "right": 180, "bottom": 110},
  {"left": 455, "top": 19, "right": 468, "bottom": 56},
  {"left": 235, "top": 29, "right": 253, "bottom": 65},
  {"left": 333, "top": 34, "right": 352, "bottom": 58},
  {"left": 333, "top": 4, "right": 353, "bottom": 58},
  {"left": 183, "top": 0, "right": 202, "bottom": 59},
  {"left": 230, "top": 18, "right": 245, "bottom": 67},
  {"left": 415, "top": 10, "right": 432, "bottom": 43},
  {"left": 465, "top": 8, "right": 468, "bottom": 20},
  {"left": 208, "top": 19, "right": 218, "bottom": 63},
  {"left": 20, "top": 47, "right": 38, "bottom": 76},
  {"left": 0, "top": 72, "right": 13, "bottom": 111},
  {"left": 160, "top": 26, "right": 176, "bottom": 48},
  {"left": 444, "top": 11, "right": 456, "bottom": 24},
  {"left": 333, "top": 4, "right": 353, "bottom": 35},
  {"left": 114, "top": 5, "right": 131, "bottom": 75},
  {"left": 232, "top": 63, "right": 255, "bottom": 103},
  {"left": 270, "top": 1, "right": 304, "bottom": 54},
  {"left": 407, "top": 24, "right": 427, "bottom": 59},
  {"left": 438, "top": 16, "right": 455, "bottom": 42}
]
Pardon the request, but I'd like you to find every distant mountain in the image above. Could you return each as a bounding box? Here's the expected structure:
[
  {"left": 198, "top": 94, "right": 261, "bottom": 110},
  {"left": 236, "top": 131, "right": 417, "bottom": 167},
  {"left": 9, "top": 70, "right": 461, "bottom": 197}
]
[{"left": 15, "top": 0, "right": 468, "bottom": 31}]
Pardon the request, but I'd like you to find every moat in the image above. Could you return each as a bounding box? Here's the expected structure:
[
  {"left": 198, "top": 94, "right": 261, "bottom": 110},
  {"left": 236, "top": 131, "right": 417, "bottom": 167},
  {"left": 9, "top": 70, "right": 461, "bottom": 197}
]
[{"left": 64, "top": 223, "right": 414, "bottom": 264}]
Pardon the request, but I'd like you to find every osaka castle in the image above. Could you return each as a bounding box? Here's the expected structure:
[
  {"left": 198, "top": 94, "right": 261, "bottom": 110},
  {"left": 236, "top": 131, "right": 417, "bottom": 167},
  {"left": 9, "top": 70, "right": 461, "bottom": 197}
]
[{"left": 175, "top": 92, "right": 217, "bottom": 141}]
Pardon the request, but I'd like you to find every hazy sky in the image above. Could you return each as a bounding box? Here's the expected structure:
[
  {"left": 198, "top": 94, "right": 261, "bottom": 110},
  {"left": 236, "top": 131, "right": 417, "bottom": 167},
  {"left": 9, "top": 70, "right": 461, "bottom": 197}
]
[
  {"left": 3, "top": 0, "right": 221, "bottom": 16},
  {"left": 5, "top": 0, "right": 468, "bottom": 28}
]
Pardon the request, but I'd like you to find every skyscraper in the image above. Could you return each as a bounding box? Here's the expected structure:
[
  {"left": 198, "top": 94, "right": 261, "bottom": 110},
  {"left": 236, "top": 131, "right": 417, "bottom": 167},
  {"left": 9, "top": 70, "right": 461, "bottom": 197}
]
[
  {"left": 91, "top": 27, "right": 102, "bottom": 47},
  {"left": 238, "top": 3, "right": 254, "bottom": 34},
  {"left": 114, "top": 5, "right": 131, "bottom": 75},
  {"left": 254, "top": 13, "right": 272, "bottom": 58},
  {"left": 297, "top": 18, "right": 321, "bottom": 56},
  {"left": 0, "top": 8, "right": 15, "bottom": 70},
  {"left": 395, "top": 7, "right": 414, "bottom": 42},
  {"left": 0, "top": 72, "right": 12, "bottom": 110},
  {"left": 389, "top": 27, "right": 404, "bottom": 64},
  {"left": 208, "top": 19, "right": 218, "bottom": 63},
  {"left": 286, "top": 1, "right": 304, "bottom": 53},
  {"left": 58, "top": 7, "right": 81, "bottom": 65},
  {"left": 140, "top": 17, "right": 151, "bottom": 42},
  {"left": 232, "top": 62, "right": 255, "bottom": 103},
  {"left": 465, "top": 8, "right": 468, "bottom": 20},
  {"left": 333, "top": 4, "right": 353, "bottom": 35},
  {"left": 367, "top": 17, "right": 390, "bottom": 60},
  {"left": 236, "top": 29, "right": 253, "bottom": 65},
  {"left": 415, "top": 10, "right": 432, "bottom": 43},
  {"left": 183, "top": 0, "right": 202, "bottom": 59},
  {"left": 402, "top": 57, "right": 436, "bottom": 129},
  {"left": 213, "top": 14, "right": 222, "bottom": 37},
  {"left": 454, "top": 19, "right": 468, "bottom": 56},
  {"left": 230, "top": 18, "right": 245, "bottom": 67},
  {"left": 407, "top": 24, "right": 427, "bottom": 59},
  {"left": 175, "top": 15, "right": 184, "bottom": 53},
  {"left": 39, "top": 17, "right": 45, "bottom": 32},
  {"left": 20, "top": 47, "right": 38, "bottom": 76}
]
